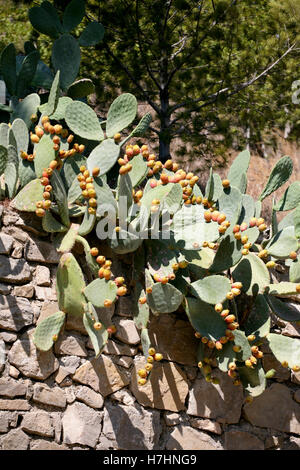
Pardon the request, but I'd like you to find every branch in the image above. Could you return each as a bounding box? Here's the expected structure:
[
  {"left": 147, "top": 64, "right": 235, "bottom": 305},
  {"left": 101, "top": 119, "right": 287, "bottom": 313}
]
[{"left": 169, "top": 43, "right": 296, "bottom": 116}]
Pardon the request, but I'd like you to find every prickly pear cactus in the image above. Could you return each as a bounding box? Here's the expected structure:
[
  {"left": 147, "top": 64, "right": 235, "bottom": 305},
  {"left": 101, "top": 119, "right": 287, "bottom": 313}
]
[{"left": 3, "top": 0, "right": 300, "bottom": 398}]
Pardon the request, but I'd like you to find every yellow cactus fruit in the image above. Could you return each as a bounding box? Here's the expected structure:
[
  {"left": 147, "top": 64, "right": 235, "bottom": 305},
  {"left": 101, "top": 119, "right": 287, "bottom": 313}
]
[
  {"left": 103, "top": 299, "right": 113, "bottom": 308},
  {"left": 93, "top": 322, "right": 102, "bottom": 330},
  {"left": 214, "top": 303, "right": 223, "bottom": 313},
  {"left": 147, "top": 356, "right": 154, "bottom": 364},
  {"left": 154, "top": 353, "right": 163, "bottom": 361},
  {"left": 138, "top": 378, "right": 147, "bottom": 386},
  {"left": 145, "top": 363, "right": 153, "bottom": 372},
  {"left": 90, "top": 247, "right": 99, "bottom": 257},
  {"left": 266, "top": 260, "right": 275, "bottom": 269},
  {"left": 148, "top": 348, "right": 156, "bottom": 356},
  {"left": 222, "top": 179, "right": 230, "bottom": 188}
]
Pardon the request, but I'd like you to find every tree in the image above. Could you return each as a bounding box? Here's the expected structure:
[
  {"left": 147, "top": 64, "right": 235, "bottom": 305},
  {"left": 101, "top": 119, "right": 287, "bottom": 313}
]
[{"left": 79, "top": 0, "right": 300, "bottom": 162}]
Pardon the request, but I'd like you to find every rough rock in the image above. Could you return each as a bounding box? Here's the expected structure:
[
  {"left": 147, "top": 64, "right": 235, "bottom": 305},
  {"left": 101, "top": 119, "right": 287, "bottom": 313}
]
[
  {"left": 0, "top": 233, "right": 14, "bottom": 254},
  {"left": 54, "top": 333, "right": 87, "bottom": 357},
  {"left": 75, "top": 385, "right": 104, "bottom": 409},
  {"left": 62, "top": 402, "right": 102, "bottom": 447},
  {"left": 9, "top": 366, "right": 20, "bottom": 379},
  {"left": 30, "top": 440, "right": 68, "bottom": 450},
  {"left": 0, "top": 428, "right": 30, "bottom": 450},
  {"left": 0, "top": 255, "right": 31, "bottom": 284},
  {"left": 114, "top": 318, "right": 140, "bottom": 345},
  {"left": 131, "top": 357, "right": 189, "bottom": 412},
  {"left": 65, "top": 313, "right": 87, "bottom": 335},
  {"left": 224, "top": 430, "right": 264, "bottom": 450},
  {"left": 35, "top": 265, "right": 51, "bottom": 286},
  {"left": 190, "top": 418, "right": 222, "bottom": 435},
  {"left": 244, "top": 383, "right": 300, "bottom": 434},
  {"left": 98, "top": 401, "right": 161, "bottom": 450},
  {"left": 0, "top": 399, "right": 30, "bottom": 411},
  {"left": 116, "top": 296, "right": 134, "bottom": 317},
  {"left": 292, "top": 370, "right": 300, "bottom": 385},
  {"left": 109, "top": 389, "right": 136, "bottom": 406},
  {"left": 262, "top": 354, "right": 291, "bottom": 381},
  {"left": 35, "top": 286, "right": 57, "bottom": 301},
  {"left": 187, "top": 369, "right": 244, "bottom": 424},
  {"left": 37, "top": 302, "right": 59, "bottom": 324},
  {"left": 164, "top": 412, "right": 182, "bottom": 426},
  {"left": 0, "top": 283, "right": 11, "bottom": 294},
  {"left": 0, "top": 331, "right": 17, "bottom": 342},
  {"left": 148, "top": 314, "right": 198, "bottom": 365},
  {"left": 11, "top": 242, "right": 23, "bottom": 259},
  {"left": 22, "top": 411, "right": 54, "bottom": 437},
  {"left": 73, "top": 355, "right": 130, "bottom": 396},
  {"left": 166, "top": 425, "right": 221, "bottom": 450},
  {"left": 0, "top": 378, "right": 27, "bottom": 398},
  {"left": 8, "top": 333, "right": 59, "bottom": 380},
  {"left": 25, "top": 237, "right": 60, "bottom": 264},
  {"left": 114, "top": 356, "right": 133, "bottom": 369},
  {"left": 102, "top": 339, "right": 137, "bottom": 356},
  {"left": 0, "top": 295, "right": 33, "bottom": 331},
  {"left": 294, "top": 390, "right": 300, "bottom": 404},
  {"left": 0, "top": 412, "right": 9, "bottom": 433},
  {"left": 32, "top": 383, "right": 66, "bottom": 408},
  {"left": 13, "top": 284, "right": 35, "bottom": 298}
]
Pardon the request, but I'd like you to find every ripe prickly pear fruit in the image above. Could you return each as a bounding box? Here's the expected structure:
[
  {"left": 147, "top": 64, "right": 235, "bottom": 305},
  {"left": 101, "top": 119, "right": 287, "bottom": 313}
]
[
  {"left": 197, "top": 361, "right": 203, "bottom": 368},
  {"left": 154, "top": 353, "right": 163, "bottom": 361},
  {"left": 117, "top": 286, "right": 127, "bottom": 296},
  {"left": 138, "top": 368, "right": 148, "bottom": 378},
  {"left": 160, "top": 173, "right": 169, "bottom": 184},
  {"left": 240, "top": 222, "right": 248, "bottom": 232},
  {"left": 107, "top": 325, "right": 117, "bottom": 335},
  {"left": 258, "top": 223, "right": 267, "bottom": 232},
  {"left": 222, "top": 179, "right": 230, "bottom": 188},
  {"left": 148, "top": 348, "right": 156, "bottom": 356},
  {"left": 93, "top": 322, "right": 102, "bottom": 330},
  {"left": 52, "top": 334, "right": 58, "bottom": 342},
  {"left": 231, "top": 287, "right": 241, "bottom": 296},
  {"left": 217, "top": 213, "right": 226, "bottom": 224},
  {"left": 96, "top": 256, "right": 106, "bottom": 265},
  {"left": 104, "top": 299, "right": 113, "bottom": 308},
  {"left": 90, "top": 247, "right": 99, "bottom": 257},
  {"left": 290, "top": 251, "right": 298, "bottom": 260},
  {"left": 204, "top": 211, "right": 212, "bottom": 222},
  {"left": 281, "top": 361, "right": 289, "bottom": 368},
  {"left": 145, "top": 363, "right": 153, "bottom": 372},
  {"left": 178, "top": 260, "right": 188, "bottom": 269},
  {"left": 214, "top": 303, "right": 223, "bottom": 313},
  {"left": 92, "top": 167, "right": 100, "bottom": 177},
  {"left": 138, "top": 378, "right": 147, "bottom": 386},
  {"left": 139, "top": 296, "right": 147, "bottom": 304},
  {"left": 147, "top": 356, "right": 154, "bottom": 363},
  {"left": 36, "top": 208, "right": 45, "bottom": 217},
  {"left": 249, "top": 217, "right": 257, "bottom": 227},
  {"left": 266, "top": 260, "right": 275, "bottom": 268},
  {"left": 242, "top": 248, "right": 249, "bottom": 256}
]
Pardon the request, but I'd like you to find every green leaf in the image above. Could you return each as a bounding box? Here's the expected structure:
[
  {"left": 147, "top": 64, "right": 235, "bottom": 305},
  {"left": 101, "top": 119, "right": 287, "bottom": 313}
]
[
  {"left": 62, "top": 0, "right": 85, "bottom": 32},
  {"left": 238, "top": 194, "right": 255, "bottom": 225},
  {"left": 290, "top": 259, "right": 300, "bottom": 283},
  {"left": 129, "top": 112, "right": 152, "bottom": 138},
  {"left": 42, "top": 210, "right": 68, "bottom": 233},
  {"left": 87, "top": 139, "right": 119, "bottom": 175},
  {"left": 50, "top": 96, "right": 73, "bottom": 121},
  {"left": 83, "top": 305, "right": 108, "bottom": 357},
  {"left": 56, "top": 252, "right": 86, "bottom": 316},
  {"left": 215, "top": 341, "right": 236, "bottom": 372},
  {"left": 52, "top": 34, "right": 81, "bottom": 91},
  {"left": 190, "top": 275, "right": 231, "bottom": 305},
  {"left": 28, "top": 4, "right": 60, "bottom": 38},
  {"left": 239, "top": 364, "right": 266, "bottom": 397},
  {"left": 232, "top": 252, "right": 270, "bottom": 296},
  {"left": 60, "top": 153, "right": 86, "bottom": 190},
  {"left": 12, "top": 178, "right": 44, "bottom": 212},
  {"left": 33, "top": 311, "right": 66, "bottom": 351},
  {"left": 233, "top": 330, "right": 252, "bottom": 361},
  {"left": 146, "top": 282, "right": 183, "bottom": 313},
  {"left": 267, "top": 333, "right": 300, "bottom": 369},
  {"left": 43, "top": 70, "right": 60, "bottom": 116},
  {"left": 294, "top": 204, "right": 300, "bottom": 239},
  {"left": 84, "top": 278, "right": 117, "bottom": 308},
  {"left": 11, "top": 118, "right": 29, "bottom": 158},
  {"left": 205, "top": 169, "right": 223, "bottom": 201},
  {"left": 274, "top": 182, "right": 300, "bottom": 211},
  {"left": 34, "top": 134, "right": 56, "bottom": 178},
  {"left": 259, "top": 156, "right": 293, "bottom": 201},
  {"left": 141, "top": 328, "right": 151, "bottom": 358},
  {"left": 0, "top": 145, "right": 7, "bottom": 176},
  {"left": 65, "top": 100, "right": 104, "bottom": 141},
  {"left": 266, "top": 295, "right": 300, "bottom": 322},
  {"left": 106, "top": 93, "right": 137, "bottom": 138},
  {"left": 129, "top": 153, "right": 148, "bottom": 187},
  {"left": 78, "top": 206, "right": 96, "bottom": 236},
  {"left": 67, "top": 79, "right": 95, "bottom": 99},
  {"left": 51, "top": 170, "right": 70, "bottom": 227},
  {"left": 266, "top": 226, "right": 298, "bottom": 259},
  {"left": 228, "top": 149, "right": 251, "bottom": 184},
  {"left": 209, "top": 233, "right": 242, "bottom": 273},
  {"left": 184, "top": 297, "right": 226, "bottom": 341},
  {"left": 11, "top": 93, "right": 40, "bottom": 128},
  {"left": 218, "top": 186, "right": 242, "bottom": 226},
  {"left": 244, "top": 294, "right": 270, "bottom": 340},
  {"left": 15, "top": 51, "right": 39, "bottom": 98},
  {"left": 0, "top": 43, "right": 16, "bottom": 96},
  {"left": 78, "top": 22, "right": 105, "bottom": 46}
]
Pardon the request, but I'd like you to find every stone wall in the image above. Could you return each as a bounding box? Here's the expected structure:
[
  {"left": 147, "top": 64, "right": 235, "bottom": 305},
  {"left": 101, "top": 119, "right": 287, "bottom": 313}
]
[{"left": 0, "top": 203, "right": 299, "bottom": 451}]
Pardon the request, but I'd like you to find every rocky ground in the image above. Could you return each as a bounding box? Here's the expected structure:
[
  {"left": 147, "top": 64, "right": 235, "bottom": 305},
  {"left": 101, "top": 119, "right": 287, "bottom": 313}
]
[{"left": 0, "top": 203, "right": 299, "bottom": 450}]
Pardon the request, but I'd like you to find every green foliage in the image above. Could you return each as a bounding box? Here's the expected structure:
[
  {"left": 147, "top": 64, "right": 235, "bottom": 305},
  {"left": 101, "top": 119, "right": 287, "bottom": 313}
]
[{"left": 2, "top": 0, "right": 299, "bottom": 395}]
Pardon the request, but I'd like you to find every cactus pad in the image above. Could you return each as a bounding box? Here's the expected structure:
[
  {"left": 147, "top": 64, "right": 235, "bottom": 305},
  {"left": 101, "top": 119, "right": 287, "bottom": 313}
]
[
  {"left": 84, "top": 278, "right": 118, "bottom": 308},
  {"left": 65, "top": 100, "right": 103, "bottom": 141},
  {"left": 56, "top": 252, "right": 86, "bottom": 316},
  {"left": 33, "top": 311, "right": 66, "bottom": 351},
  {"left": 106, "top": 93, "right": 137, "bottom": 138}
]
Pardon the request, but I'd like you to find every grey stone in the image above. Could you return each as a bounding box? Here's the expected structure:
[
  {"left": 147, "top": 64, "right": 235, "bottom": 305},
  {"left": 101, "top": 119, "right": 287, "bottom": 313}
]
[
  {"left": 0, "top": 233, "right": 14, "bottom": 254},
  {"left": 37, "top": 301, "right": 58, "bottom": 324},
  {"left": 0, "top": 295, "right": 33, "bottom": 331},
  {"left": 190, "top": 418, "right": 222, "bottom": 435},
  {"left": 109, "top": 389, "right": 136, "bottom": 406},
  {"left": 131, "top": 357, "right": 189, "bottom": 412},
  {"left": 244, "top": 383, "right": 300, "bottom": 435},
  {"left": 102, "top": 339, "right": 137, "bottom": 356},
  {"left": 224, "top": 430, "right": 264, "bottom": 450},
  {"left": 98, "top": 401, "right": 161, "bottom": 450},
  {"left": 54, "top": 333, "right": 87, "bottom": 357},
  {"left": 116, "top": 296, "right": 134, "bottom": 317},
  {"left": 262, "top": 354, "right": 290, "bottom": 381},
  {"left": 22, "top": 410, "right": 54, "bottom": 437},
  {"left": 1, "top": 428, "right": 30, "bottom": 450},
  {"left": 187, "top": 369, "right": 244, "bottom": 424},
  {"left": 294, "top": 389, "right": 300, "bottom": 404},
  {"left": 114, "top": 318, "right": 140, "bottom": 345},
  {"left": 8, "top": 332, "right": 59, "bottom": 380},
  {"left": 35, "top": 286, "right": 57, "bottom": 301},
  {"left": 73, "top": 355, "right": 130, "bottom": 396},
  {"left": 13, "top": 284, "right": 35, "bottom": 298},
  {"left": 75, "top": 385, "right": 104, "bottom": 409},
  {"left": 115, "top": 356, "right": 133, "bottom": 369},
  {"left": 0, "top": 399, "right": 30, "bottom": 410},
  {"left": 0, "top": 331, "right": 17, "bottom": 342},
  {"left": 25, "top": 237, "right": 60, "bottom": 264},
  {"left": 166, "top": 425, "right": 221, "bottom": 450},
  {"left": 0, "top": 377, "right": 27, "bottom": 398},
  {"left": 59, "top": 356, "right": 81, "bottom": 373},
  {"left": 30, "top": 440, "right": 68, "bottom": 450},
  {"left": 164, "top": 412, "right": 182, "bottom": 426},
  {"left": 62, "top": 402, "right": 102, "bottom": 447},
  {"left": 148, "top": 313, "right": 199, "bottom": 365},
  {"left": 35, "top": 265, "right": 51, "bottom": 286},
  {"left": 0, "top": 283, "right": 12, "bottom": 295},
  {"left": 33, "top": 383, "right": 66, "bottom": 408},
  {"left": 9, "top": 366, "right": 20, "bottom": 379},
  {"left": 0, "top": 412, "right": 9, "bottom": 433},
  {"left": 11, "top": 243, "right": 23, "bottom": 259},
  {"left": 0, "top": 255, "right": 31, "bottom": 284}
]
